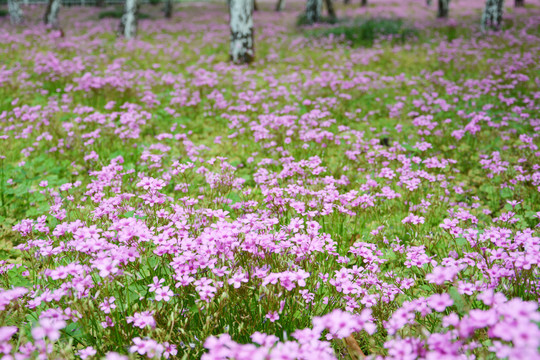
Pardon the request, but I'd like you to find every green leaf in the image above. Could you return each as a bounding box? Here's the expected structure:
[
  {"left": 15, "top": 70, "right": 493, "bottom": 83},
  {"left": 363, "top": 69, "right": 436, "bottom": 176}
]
[
  {"left": 455, "top": 237, "right": 467, "bottom": 247},
  {"left": 500, "top": 187, "right": 513, "bottom": 199},
  {"left": 7, "top": 266, "right": 31, "bottom": 288},
  {"left": 448, "top": 286, "right": 467, "bottom": 315}
]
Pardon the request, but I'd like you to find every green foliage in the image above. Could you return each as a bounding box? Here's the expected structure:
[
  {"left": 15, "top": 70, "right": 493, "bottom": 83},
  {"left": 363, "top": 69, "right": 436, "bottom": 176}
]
[
  {"left": 308, "top": 17, "right": 417, "bottom": 47},
  {"left": 97, "top": 9, "right": 152, "bottom": 19},
  {"left": 445, "top": 24, "right": 457, "bottom": 42},
  {"left": 1, "top": 7, "right": 540, "bottom": 359},
  {"left": 296, "top": 13, "right": 340, "bottom": 27},
  {"left": 0, "top": 9, "right": 8, "bottom": 17}
]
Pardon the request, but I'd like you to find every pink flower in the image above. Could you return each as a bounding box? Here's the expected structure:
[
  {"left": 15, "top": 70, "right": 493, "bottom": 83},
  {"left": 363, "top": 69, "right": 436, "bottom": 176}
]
[
  {"left": 314, "top": 309, "right": 376, "bottom": 338},
  {"left": 92, "top": 257, "right": 120, "bottom": 278},
  {"left": 155, "top": 286, "right": 173, "bottom": 302},
  {"left": 105, "top": 352, "right": 128, "bottom": 360},
  {"left": 129, "top": 337, "right": 164, "bottom": 357},
  {"left": 126, "top": 311, "right": 156, "bottom": 329},
  {"left": 162, "top": 342, "right": 178, "bottom": 359},
  {"left": 439, "top": 218, "right": 459, "bottom": 230},
  {"left": 99, "top": 297, "right": 116, "bottom": 314},
  {"left": 402, "top": 213, "right": 425, "bottom": 225},
  {"left": 0, "top": 326, "right": 17, "bottom": 342},
  {"left": 228, "top": 271, "right": 249, "bottom": 289},
  {"left": 457, "top": 281, "right": 476, "bottom": 295},
  {"left": 428, "top": 293, "right": 453, "bottom": 312},
  {"left": 266, "top": 311, "right": 279, "bottom": 322},
  {"left": 78, "top": 346, "right": 97, "bottom": 359},
  {"left": 426, "top": 266, "right": 459, "bottom": 285},
  {"left": 31, "top": 318, "right": 66, "bottom": 342},
  {"left": 101, "top": 316, "right": 114, "bottom": 329},
  {"left": 251, "top": 332, "right": 279, "bottom": 346},
  {"left": 148, "top": 277, "right": 165, "bottom": 292}
]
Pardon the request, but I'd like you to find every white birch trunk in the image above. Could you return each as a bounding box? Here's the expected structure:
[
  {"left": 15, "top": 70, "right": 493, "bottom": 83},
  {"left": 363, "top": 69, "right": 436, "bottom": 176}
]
[
  {"left": 8, "top": 0, "right": 24, "bottom": 25},
  {"left": 305, "top": 0, "right": 322, "bottom": 25},
  {"left": 44, "top": 0, "right": 61, "bottom": 28},
  {"left": 229, "top": 0, "right": 254, "bottom": 64},
  {"left": 119, "top": 0, "right": 138, "bottom": 39},
  {"left": 482, "top": 0, "right": 504, "bottom": 30},
  {"left": 275, "top": 0, "right": 285, "bottom": 11}
]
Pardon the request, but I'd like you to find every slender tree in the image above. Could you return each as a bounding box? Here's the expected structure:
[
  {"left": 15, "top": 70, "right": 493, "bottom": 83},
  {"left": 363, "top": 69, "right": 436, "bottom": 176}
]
[
  {"left": 344, "top": 0, "right": 350, "bottom": 4},
  {"left": 164, "top": 0, "right": 172, "bottom": 18},
  {"left": 253, "top": 0, "right": 259, "bottom": 11},
  {"left": 482, "top": 0, "right": 504, "bottom": 30},
  {"left": 275, "top": 0, "right": 285, "bottom": 12},
  {"left": 304, "top": 0, "right": 322, "bottom": 24},
  {"left": 96, "top": 0, "right": 105, "bottom": 8},
  {"left": 118, "top": 0, "right": 138, "bottom": 39},
  {"left": 437, "top": 0, "right": 450, "bottom": 18},
  {"left": 44, "top": 0, "right": 61, "bottom": 28},
  {"left": 229, "top": 0, "right": 254, "bottom": 64},
  {"left": 515, "top": 0, "right": 524, "bottom": 6},
  {"left": 8, "top": 0, "right": 24, "bottom": 24},
  {"left": 361, "top": 0, "right": 367, "bottom": 6},
  {"left": 324, "top": 0, "right": 336, "bottom": 20}
]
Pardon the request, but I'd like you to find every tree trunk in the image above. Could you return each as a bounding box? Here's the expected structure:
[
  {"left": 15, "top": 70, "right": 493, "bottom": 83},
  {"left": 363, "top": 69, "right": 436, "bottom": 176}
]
[
  {"left": 344, "top": 0, "right": 350, "bottom": 4},
  {"left": 44, "top": 0, "right": 61, "bottom": 28},
  {"left": 96, "top": 0, "right": 105, "bottom": 8},
  {"left": 361, "top": 0, "right": 367, "bottom": 6},
  {"left": 482, "top": 0, "right": 504, "bottom": 30},
  {"left": 324, "top": 0, "right": 336, "bottom": 20},
  {"left": 275, "top": 0, "right": 285, "bottom": 11},
  {"left": 164, "top": 0, "right": 172, "bottom": 18},
  {"left": 118, "top": 0, "right": 138, "bottom": 39},
  {"left": 426, "top": 0, "right": 432, "bottom": 5},
  {"left": 515, "top": 0, "right": 524, "bottom": 6},
  {"left": 305, "top": 0, "right": 322, "bottom": 24},
  {"left": 229, "top": 0, "right": 254, "bottom": 64},
  {"left": 253, "top": 0, "right": 259, "bottom": 11},
  {"left": 437, "top": 0, "right": 449, "bottom": 18},
  {"left": 8, "top": 0, "right": 24, "bottom": 24}
]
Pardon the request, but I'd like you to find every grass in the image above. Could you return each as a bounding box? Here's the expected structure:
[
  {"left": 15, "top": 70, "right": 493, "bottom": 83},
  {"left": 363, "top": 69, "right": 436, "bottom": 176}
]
[
  {"left": 98, "top": 9, "right": 153, "bottom": 19},
  {"left": 0, "top": 3, "right": 539, "bottom": 359},
  {"left": 296, "top": 13, "right": 340, "bottom": 26},
  {"left": 304, "top": 17, "right": 417, "bottom": 47}
]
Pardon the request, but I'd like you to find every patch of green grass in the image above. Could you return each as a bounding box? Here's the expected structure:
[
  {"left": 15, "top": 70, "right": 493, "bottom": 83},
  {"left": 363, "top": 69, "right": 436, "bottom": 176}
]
[
  {"left": 296, "top": 13, "right": 340, "bottom": 26},
  {"left": 98, "top": 9, "right": 152, "bottom": 19},
  {"left": 308, "top": 17, "right": 417, "bottom": 47},
  {"left": 1, "top": 6, "right": 540, "bottom": 359}
]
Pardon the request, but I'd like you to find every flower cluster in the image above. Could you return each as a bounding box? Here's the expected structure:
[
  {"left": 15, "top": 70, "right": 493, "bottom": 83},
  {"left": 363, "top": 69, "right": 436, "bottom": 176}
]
[{"left": 1, "top": 1, "right": 540, "bottom": 359}]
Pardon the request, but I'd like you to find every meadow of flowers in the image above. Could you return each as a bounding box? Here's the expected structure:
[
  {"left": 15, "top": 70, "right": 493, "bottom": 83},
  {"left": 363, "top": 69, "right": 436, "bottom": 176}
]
[{"left": 1, "top": 0, "right": 540, "bottom": 358}]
